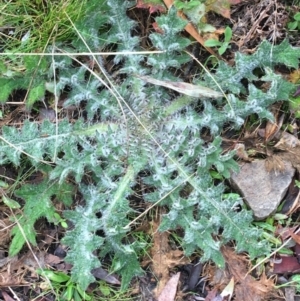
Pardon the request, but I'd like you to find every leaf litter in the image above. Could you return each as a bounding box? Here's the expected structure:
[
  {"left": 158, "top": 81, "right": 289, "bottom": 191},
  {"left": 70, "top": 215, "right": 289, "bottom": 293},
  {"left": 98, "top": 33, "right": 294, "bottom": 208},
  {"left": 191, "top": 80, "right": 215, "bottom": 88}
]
[
  {"left": 141, "top": 211, "right": 190, "bottom": 298},
  {"left": 206, "top": 246, "right": 279, "bottom": 301}
]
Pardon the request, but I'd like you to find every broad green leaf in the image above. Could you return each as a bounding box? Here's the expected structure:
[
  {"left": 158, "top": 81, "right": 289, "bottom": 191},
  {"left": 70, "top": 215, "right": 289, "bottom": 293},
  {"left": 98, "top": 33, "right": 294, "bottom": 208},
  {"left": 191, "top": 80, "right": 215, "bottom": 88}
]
[
  {"left": 36, "top": 269, "right": 70, "bottom": 283},
  {"left": 204, "top": 39, "right": 222, "bottom": 47},
  {"left": 27, "top": 82, "right": 46, "bottom": 108},
  {"left": 0, "top": 180, "right": 9, "bottom": 188},
  {"left": 3, "top": 196, "right": 21, "bottom": 209},
  {"left": 0, "top": 78, "right": 16, "bottom": 103}
]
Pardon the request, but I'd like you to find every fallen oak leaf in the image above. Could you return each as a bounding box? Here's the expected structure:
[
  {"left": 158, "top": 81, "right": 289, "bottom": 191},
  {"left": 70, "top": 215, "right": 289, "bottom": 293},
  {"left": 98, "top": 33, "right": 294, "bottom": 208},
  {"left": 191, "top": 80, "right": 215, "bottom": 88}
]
[{"left": 137, "top": 75, "right": 223, "bottom": 98}]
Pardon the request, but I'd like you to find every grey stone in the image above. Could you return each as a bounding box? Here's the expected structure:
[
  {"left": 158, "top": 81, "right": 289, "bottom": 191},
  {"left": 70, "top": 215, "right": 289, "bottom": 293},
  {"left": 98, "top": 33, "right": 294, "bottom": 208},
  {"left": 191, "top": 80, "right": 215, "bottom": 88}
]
[{"left": 230, "top": 159, "right": 295, "bottom": 220}]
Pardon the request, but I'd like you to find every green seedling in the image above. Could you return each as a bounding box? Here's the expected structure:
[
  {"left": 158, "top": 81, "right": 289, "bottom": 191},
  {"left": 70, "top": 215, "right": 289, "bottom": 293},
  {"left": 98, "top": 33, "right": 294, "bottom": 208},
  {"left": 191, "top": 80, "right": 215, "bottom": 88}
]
[
  {"left": 289, "top": 95, "right": 300, "bottom": 118},
  {"left": 37, "top": 269, "right": 92, "bottom": 301},
  {"left": 209, "top": 170, "right": 224, "bottom": 180},
  {"left": 204, "top": 26, "right": 232, "bottom": 55},
  {"left": 288, "top": 12, "right": 300, "bottom": 31},
  {"left": 53, "top": 212, "right": 68, "bottom": 229},
  {"left": 253, "top": 218, "right": 282, "bottom": 247}
]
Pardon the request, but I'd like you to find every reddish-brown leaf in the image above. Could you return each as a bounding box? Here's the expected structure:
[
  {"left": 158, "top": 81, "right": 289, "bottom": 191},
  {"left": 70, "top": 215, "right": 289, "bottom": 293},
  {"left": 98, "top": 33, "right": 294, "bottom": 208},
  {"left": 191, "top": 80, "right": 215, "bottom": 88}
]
[
  {"left": 136, "top": 0, "right": 166, "bottom": 13},
  {"left": 273, "top": 256, "right": 300, "bottom": 274}
]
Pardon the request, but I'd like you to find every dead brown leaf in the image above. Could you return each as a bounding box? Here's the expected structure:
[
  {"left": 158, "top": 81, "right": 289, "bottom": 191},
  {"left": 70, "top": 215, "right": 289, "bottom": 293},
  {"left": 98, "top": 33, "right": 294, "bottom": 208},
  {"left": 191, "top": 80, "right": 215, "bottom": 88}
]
[
  {"left": 44, "top": 254, "right": 61, "bottom": 266},
  {"left": 234, "top": 143, "right": 252, "bottom": 162},
  {"left": 0, "top": 218, "right": 13, "bottom": 248},
  {"left": 136, "top": 0, "right": 166, "bottom": 14},
  {"left": 137, "top": 75, "right": 223, "bottom": 98},
  {"left": 157, "top": 272, "right": 180, "bottom": 301},
  {"left": 264, "top": 104, "right": 283, "bottom": 142},
  {"left": 209, "top": 246, "right": 277, "bottom": 301},
  {"left": 0, "top": 270, "right": 27, "bottom": 287},
  {"left": 150, "top": 213, "right": 189, "bottom": 297},
  {"left": 276, "top": 225, "right": 299, "bottom": 241},
  {"left": 273, "top": 256, "right": 300, "bottom": 274},
  {"left": 205, "top": 0, "right": 231, "bottom": 19},
  {"left": 281, "top": 179, "right": 300, "bottom": 215},
  {"left": 275, "top": 132, "right": 300, "bottom": 150},
  {"left": 271, "top": 135, "right": 300, "bottom": 172},
  {"left": 289, "top": 229, "right": 300, "bottom": 245}
]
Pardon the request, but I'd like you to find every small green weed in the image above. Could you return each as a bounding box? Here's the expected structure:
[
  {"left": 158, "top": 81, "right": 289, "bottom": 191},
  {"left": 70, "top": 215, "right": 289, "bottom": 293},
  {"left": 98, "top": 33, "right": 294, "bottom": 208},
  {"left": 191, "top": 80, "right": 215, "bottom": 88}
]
[
  {"left": 37, "top": 269, "right": 92, "bottom": 301},
  {"left": 288, "top": 12, "right": 300, "bottom": 30},
  {"left": 253, "top": 215, "right": 293, "bottom": 256},
  {"left": 37, "top": 269, "right": 135, "bottom": 301},
  {"left": 204, "top": 26, "right": 232, "bottom": 55}
]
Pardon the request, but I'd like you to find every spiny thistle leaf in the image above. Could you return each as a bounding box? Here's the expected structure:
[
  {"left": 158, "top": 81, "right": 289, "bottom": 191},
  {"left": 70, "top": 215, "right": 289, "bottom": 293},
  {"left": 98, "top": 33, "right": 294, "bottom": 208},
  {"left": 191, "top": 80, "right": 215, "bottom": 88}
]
[{"left": 9, "top": 179, "right": 73, "bottom": 256}]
